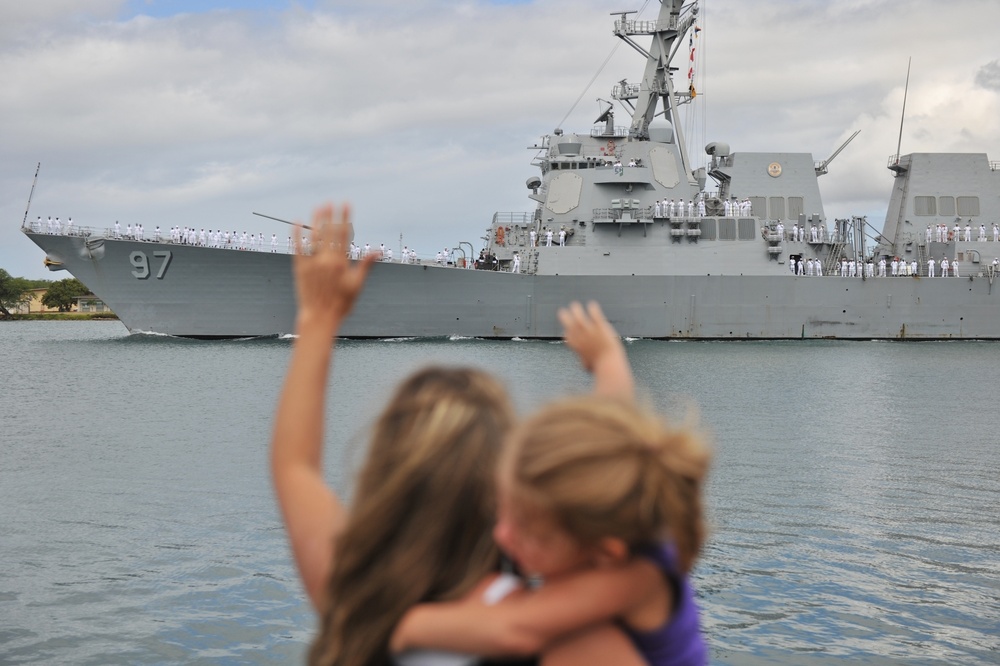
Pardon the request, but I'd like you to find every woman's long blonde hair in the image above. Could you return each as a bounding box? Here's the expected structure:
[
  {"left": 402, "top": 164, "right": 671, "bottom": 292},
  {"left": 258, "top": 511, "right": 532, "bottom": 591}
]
[
  {"left": 309, "top": 367, "right": 515, "bottom": 666},
  {"left": 502, "top": 395, "right": 711, "bottom": 574}
]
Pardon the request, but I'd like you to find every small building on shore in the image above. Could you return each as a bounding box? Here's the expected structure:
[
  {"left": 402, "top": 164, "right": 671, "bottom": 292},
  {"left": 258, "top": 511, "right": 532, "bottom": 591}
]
[{"left": 10, "top": 288, "right": 112, "bottom": 315}]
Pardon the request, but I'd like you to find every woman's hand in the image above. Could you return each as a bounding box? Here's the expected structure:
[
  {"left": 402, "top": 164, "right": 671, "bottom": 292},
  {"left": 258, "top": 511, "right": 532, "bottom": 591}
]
[{"left": 293, "top": 203, "right": 377, "bottom": 333}]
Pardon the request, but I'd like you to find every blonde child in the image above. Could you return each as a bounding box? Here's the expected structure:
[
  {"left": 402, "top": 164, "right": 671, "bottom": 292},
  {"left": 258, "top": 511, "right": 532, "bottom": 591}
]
[{"left": 392, "top": 302, "right": 712, "bottom": 666}]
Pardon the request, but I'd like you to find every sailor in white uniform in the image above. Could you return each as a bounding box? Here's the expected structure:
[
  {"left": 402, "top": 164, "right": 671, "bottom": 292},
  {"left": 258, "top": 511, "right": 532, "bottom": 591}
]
[
  {"left": 890, "top": 257, "right": 898, "bottom": 277},
  {"left": 511, "top": 253, "right": 520, "bottom": 273},
  {"left": 271, "top": 234, "right": 278, "bottom": 253},
  {"left": 558, "top": 229, "right": 566, "bottom": 246},
  {"left": 386, "top": 248, "right": 393, "bottom": 262},
  {"left": 878, "top": 257, "right": 886, "bottom": 277},
  {"left": 927, "top": 257, "right": 935, "bottom": 277},
  {"left": 940, "top": 258, "right": 949, "bottom": 277},
  {"left": 951, "top": 259, "right": 959, "bottom": 277},
  {"left": 529, "top": 230, "right": 536, "bottom": 247},
  {"left": 910, "top": 260, "right": 917, "bottom": 276},
  {"left": 545, "top": 229, "right": 553, "bottom": 246},
  {"left": 926, "top": 226, "right": 933, "bottom": 243},
  {"left": 66, "top": 217, "right": 74, "bottom": 234},
  {"left": 654, "top": 200, "right": 662, "bottom": 218},
  {"left": 964, "top": 224, "right": 972, "bottom": 242},
  {"left": 697, "top": 197, "right": 706, "bottom": 217},
  {"left": 994, "top": 224, "right": 1000, "bottom": 242},
  {"left": 980, "top": 225, "right": 987, "bottom": 242}
]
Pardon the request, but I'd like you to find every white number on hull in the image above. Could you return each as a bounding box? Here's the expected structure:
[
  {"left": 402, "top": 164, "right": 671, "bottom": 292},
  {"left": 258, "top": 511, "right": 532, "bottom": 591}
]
[{"left": 130, "top": 251, "right": 172, "bottom": 279}]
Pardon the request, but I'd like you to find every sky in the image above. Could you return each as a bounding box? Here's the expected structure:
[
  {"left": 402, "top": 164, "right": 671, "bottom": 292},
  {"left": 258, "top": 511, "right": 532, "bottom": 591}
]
[{"left": 2, "top": 0, "right": 999, "bottom": 279}]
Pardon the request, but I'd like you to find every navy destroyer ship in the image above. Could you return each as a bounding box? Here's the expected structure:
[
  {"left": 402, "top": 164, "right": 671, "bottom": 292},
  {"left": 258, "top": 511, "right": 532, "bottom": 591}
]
[{"left": 20, "top": 0, "right": 1000, "bottom": 339}]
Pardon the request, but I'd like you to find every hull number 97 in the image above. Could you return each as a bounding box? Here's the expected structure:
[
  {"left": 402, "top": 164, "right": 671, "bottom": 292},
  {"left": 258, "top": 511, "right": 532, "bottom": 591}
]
[{"left": 130, "top": 251, "right": 173, "bottom": 279}]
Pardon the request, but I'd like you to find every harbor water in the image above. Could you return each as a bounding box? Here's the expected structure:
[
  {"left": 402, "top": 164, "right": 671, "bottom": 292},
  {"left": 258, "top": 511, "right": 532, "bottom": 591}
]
[{"left": 1, "top": 321, "right": 998, "bottom": 664}]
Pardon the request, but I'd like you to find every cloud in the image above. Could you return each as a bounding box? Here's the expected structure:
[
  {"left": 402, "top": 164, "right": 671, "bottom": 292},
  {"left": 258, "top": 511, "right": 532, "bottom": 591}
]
[{"left": 975, "top": 60, "right": 1000, "bottom": 92}]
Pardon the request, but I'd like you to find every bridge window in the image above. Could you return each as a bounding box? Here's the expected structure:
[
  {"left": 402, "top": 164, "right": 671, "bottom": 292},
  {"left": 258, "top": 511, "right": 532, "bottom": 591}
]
[
  {"left": 718, "top": 218, "right": 736, "bottom": 240},
  {"left": 787, "top": 197, "right": 804, "bottom": 220},
  {"left": 700, "top": 219, "right": 717, "bottom": 240},
  {"left": 938, "top": 196, "right": 955, "bottom": 216},
  {"left": 914, "top": 196, "right": 936, "bottom": 215},
  {"left": 769, "top": 197, "right": 785, "bottom": 220},
  {"left": 957, "top": 196, "right": 980, "bottom": 216}
]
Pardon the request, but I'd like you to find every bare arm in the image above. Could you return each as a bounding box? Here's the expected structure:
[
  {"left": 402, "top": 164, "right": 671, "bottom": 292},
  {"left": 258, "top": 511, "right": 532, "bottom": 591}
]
[
  {"left": 270, "top": 203, "right": 376, "bottom": 613},
  {"left": 392, "top": 559, "right": 661, "bottom": 657},
  {"left": 558, "top": 301, "right": 634, "bottom": 401}
]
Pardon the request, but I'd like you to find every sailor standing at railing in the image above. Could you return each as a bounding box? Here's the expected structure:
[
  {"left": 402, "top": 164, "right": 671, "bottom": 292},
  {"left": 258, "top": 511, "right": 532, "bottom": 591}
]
[
  {"left": 994, "top": 224, "right": 999, "bottom": 242},
  {"left": 952, "top": 259, "right": 960, "bottom": 277},
  {"left": 698, "top": 197, "right": 706, "bottom": 217},
  {"left": 964, "top": 224, "right": 972, "bottom": 242},
  {"left": 559, "top": 229, "right": 566, "bottom": 246},
  {"left": 941, "top": 258, "right": 949, "bottom": 277},
  {"left": 546, "top": 229, "right": 553, "bottom": 246},
  {"left": 980, "top": 225, "right": 987, "bottom": 241},
  {"left": 511, "top": 253, "right": 520, "bottom": 273},
  {"left": 927, "top": 257, "right": 936, "bottom": 277}
]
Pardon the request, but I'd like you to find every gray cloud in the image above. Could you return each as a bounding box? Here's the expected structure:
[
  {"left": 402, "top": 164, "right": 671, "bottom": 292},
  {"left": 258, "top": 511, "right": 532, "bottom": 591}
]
[{"left": 975, "top": 60, "right": 1000, "bottom": 92}]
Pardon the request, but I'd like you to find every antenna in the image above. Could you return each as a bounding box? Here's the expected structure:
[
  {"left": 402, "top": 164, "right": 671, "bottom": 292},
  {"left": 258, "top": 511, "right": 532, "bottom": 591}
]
[
  {"left": 252, "top": 211, "right": 310, "bottom": 230},
  {"left": 894, "top": 57, "right": 912, "bottom": 164},
  {"left": 22, "top": 162, "right": 41, "bottom": 229}
]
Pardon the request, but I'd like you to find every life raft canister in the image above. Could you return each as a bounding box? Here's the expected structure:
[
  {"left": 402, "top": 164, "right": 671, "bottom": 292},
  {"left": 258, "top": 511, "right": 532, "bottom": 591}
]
[
  {"left": 496, "top": 226, "right": 506, "bottom": 246},
  {"left": 607, "top": 140, "right": 616, "bottom": 152}
]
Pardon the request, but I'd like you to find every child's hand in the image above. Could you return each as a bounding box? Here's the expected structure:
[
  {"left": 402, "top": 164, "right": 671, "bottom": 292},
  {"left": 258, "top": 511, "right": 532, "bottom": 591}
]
[
  {"left": 292, "top": 203, "right": 376, "bottom": 332},
  {"left": 558, "top": 301, "right": 634, "bottom": 400}
]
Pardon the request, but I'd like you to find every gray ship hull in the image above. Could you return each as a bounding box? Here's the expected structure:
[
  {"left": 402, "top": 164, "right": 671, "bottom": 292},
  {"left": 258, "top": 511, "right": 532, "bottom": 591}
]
[{"left": 25, "top": 232, "right": 1000, "bottom": 339}]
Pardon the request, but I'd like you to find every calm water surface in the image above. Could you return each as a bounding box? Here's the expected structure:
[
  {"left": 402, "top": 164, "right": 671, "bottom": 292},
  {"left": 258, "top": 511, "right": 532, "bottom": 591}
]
[{"left": 1, "top": 321, "right": 998, "bottom": 664}]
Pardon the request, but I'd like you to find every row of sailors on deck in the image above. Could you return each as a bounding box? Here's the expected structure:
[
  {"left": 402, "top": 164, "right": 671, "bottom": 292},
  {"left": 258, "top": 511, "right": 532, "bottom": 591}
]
[
  {"left": 927, "top": 223, "right": 1000, "bottom": 243},
  {"left": 789, "top": 257, "right": 871, "bottom": 277},
  {"left": 778, "top": 223, "right": 829, "bottom": 243},
  {"left": 723, "top": 199, "right": 754, "bottom": 217},
  {"left": 529, "top": 228, "right": 567, "bottom": 247},
  {"left": 345, "top": 243, "right": 461, "bottom": 267},
  {"left": 32, "top": 216, "right": 74, "bottom": 234},
  {"left": 790, "top": 256, "right": 988, "bottom": 278},
  {"left": 654, "top": 198, "right": 707, "bottom": 219}
]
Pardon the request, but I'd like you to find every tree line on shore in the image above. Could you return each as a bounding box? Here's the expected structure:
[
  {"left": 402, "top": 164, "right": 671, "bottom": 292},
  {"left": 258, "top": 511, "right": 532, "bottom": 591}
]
[{"left": 0, "top": 268, "right": 90, "bottom": 318}]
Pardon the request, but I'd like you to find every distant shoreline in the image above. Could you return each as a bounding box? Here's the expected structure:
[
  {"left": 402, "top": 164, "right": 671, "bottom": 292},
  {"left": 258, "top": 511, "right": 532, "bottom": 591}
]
[{"left": 3, "top": 314, "right": 120, "bottom": 321}]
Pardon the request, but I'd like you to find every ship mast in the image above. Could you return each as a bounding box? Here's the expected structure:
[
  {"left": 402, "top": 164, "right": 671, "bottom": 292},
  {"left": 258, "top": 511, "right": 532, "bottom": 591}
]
[{"left": 612, "top": 0, "right": 699, "bottom": 183}]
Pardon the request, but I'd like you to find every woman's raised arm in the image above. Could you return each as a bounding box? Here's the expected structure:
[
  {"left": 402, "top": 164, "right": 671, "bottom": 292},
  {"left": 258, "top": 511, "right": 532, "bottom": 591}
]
[{"left": 270, "top": 203, "right": 376, "bottom": 612}]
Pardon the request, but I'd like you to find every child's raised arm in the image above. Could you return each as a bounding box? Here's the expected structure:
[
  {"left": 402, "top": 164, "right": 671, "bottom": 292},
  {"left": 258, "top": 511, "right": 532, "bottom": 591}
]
[
  {"left": 558, "top": 301, "right": 634, "bottom": 400},
  {"left": 270, "top": 203, "right": 376, "bottom": 613}
]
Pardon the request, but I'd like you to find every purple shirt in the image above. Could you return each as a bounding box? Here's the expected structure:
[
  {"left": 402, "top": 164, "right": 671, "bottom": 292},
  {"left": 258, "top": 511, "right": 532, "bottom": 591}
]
[{"left": 624, "top": 543, "right": 707, "bottom": 666}]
